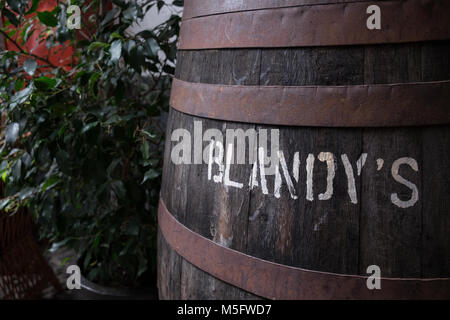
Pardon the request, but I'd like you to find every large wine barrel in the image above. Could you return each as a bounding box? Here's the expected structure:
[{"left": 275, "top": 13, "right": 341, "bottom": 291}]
[{"left": 157, "top": 0, "right": 450, "bottom": 299}]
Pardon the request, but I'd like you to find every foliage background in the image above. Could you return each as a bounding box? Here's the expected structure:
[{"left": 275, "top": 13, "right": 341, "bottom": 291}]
[{"left": 0, "top": 0, "right": 182, "bottom": 287}]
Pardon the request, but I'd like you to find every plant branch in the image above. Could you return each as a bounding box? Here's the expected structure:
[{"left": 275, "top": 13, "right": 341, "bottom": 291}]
[{"left": 0, "top": 29, "right": 60, "bottom": 69}]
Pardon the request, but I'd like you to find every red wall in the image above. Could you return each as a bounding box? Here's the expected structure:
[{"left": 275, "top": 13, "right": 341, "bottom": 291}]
[{"left": 3, "top": 0, "right": 113, "bottom": 71}]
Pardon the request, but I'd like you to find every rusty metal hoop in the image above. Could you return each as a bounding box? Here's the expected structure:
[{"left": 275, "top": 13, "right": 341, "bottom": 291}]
[
  {"left": 170, "top": 79, "right": 450, "bottom": 127},
  {"left": 179, "top": 0, "right": 450, "bottom": 49}
]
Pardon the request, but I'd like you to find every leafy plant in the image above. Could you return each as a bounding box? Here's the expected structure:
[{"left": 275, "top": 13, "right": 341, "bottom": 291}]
[{"left": 0, "top": 0, "right": 182, "bottom": 287}]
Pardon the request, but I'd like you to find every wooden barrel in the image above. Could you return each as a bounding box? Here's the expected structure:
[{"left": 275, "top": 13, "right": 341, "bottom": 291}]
[{"left": 157, "top": 0, "right": 450, "bottom": 299}]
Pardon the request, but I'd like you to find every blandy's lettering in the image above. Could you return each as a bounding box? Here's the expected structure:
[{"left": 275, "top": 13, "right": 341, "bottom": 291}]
[
  {"left": 170, "top": 122, "right": 420, "bottom": 209},
  {"left": 206, "top": 141, "right": 419, "bottom": 209}
]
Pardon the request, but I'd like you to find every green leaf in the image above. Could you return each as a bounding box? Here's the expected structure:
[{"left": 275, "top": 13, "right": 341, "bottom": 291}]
[
  {"left": 23, "top": 58, "right": 37, "bottom": 76},
  {"left": 21, "top": 152, "right": 32, "bottom": 168},
  {"left": 163, "top": 65, "right": 175, "bottom": 75},
  {"left": 110, "top": 32, "right": 124, "bottom": 40},
  {"left": 81, "top": 121, "right": 99, "bottom": 134},
  {"left": 41, "top": 175, "right": 59, "bottom": 192},
  {"left": 141, "top": 169, "right": 160, "bottom": 184},
  {"left": 136, "top": 30, "right": 153, "bottom": 39},
  {"left": 123, "top": 5, "right": 138, "bottom": 22},
  {"left": 22, "top": 24, "right": 36, "bottom": 43},
  {"left": 87, "top": 267, "right": 99, "bottom": 281},
  {"left": 93, "top": 232, "right": 102, "bottom": 249},
  {"left": 137, "top": 256, "right": 148, "bottom": 277},
  {"left": 83, "top": 249, "right": 92, "bottom": 269},
  {"left": 157, "top": 0, "right": 164, "bottom": 11},
  {"left": 119, "top": 239, "right": 133, "bottom": 256},
  {"left": 140, "top": 140, "right": 150, "bottom": 160},
  {"left": 25, "top": 0, "right": 41, "bottom": 14},
  {"left": 7, "top": 0, "right": 24, "bottom": 13},
  {"left": 101, "top": 7, "right": 119, "bottom": 27},
  {"left": 49, "top": 239, "right": 73, "bottom": 253},
  {"left": 18, "top": 187, "right": 34, "bottom": 201},
  {"left": 111, "top": 180, "right": 126, "bottom": 199},
  {"left": 7, "top": 28, "right": 16, "bottom": 38},
  {"left": 109, "top": 40, "right": 122, "bottom": 62},
  {"left": 144, "top": 38, "right": 159, "bottom": 57},
  {"left": 10, "top": 85, "right": 33, "bottom": 106},
  {"left": 142, "top": 159, "right": 159, "bottom": 167},
  {"left": 56, "top": 150, "right": 71, "bottom": 174},
  {"left": 88, "top": 41, "right": 108, "bottom": 52},
  {"left": 37, "top": 11, "right": 58, "bottom": 27},
  {"left": 88, "top": 72, "right": 100, "bottom": 95},
  {"left": 126, "top": 217, "right": 140, "bottom": 236},
  {"left": 5, "top": 122, "right": 19, "bottom": 144},
  {"left": 111, "top": 0, "right": 126, "bottom": 7},
  {"left": 141, "top": 130, "right": 156, "bottom": 139},
  {"left": 129, "top": 45, "right": 145, "bottom": 72},
  {"left": 114, "top": 80, "right": 124, "bottom": 103},
  {"left": 123, "top": 39, "right": 136, "bottom": 55},
  {"left": 11, "top": 159, "right": 21, "bottom": 181},
  {"left": 34, "top": 76, "right": 57, "bottom": 90},
  {"left": 60, "top": 257, "right": 70, "bottom": 266},
  {"left": 58, "top": 124, "right": 67, "bottom": 137},
  {"left": 15, "top": 78, "right": 24, "bottom": 91},
  {"left": 0, "top": 198, "right": 10, "bottom": 211},
  {"left": 6, "top": 148, "right": 20, "bottom": 158},
  {"left": 0, "top": 161, "right": 8, "bottom": 174},
  {"left": 106, "top": 158, "right": 121, "bottom": 177}
]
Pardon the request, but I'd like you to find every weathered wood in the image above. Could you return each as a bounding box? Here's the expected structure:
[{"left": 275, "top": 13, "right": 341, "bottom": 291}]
[
  {"left": 248, "top": 47, "right": 364, "bottom": 273},
  {"left": 159, "top": 49, "right": 263, "bottom": 299},
  {"left": 158, "top": 39, "right": 450, "bottom": 299},
  {"left": 421, "top": 41, "right": 450, "bottom": 82},
  {"left": 359, "top": 44, "right": 423, "bottom": 277},
  {"left": 422, "top": 125, "right": 450, "bottom": 277},
  {"left": 157, "top": 227, "right": 182, "bottom": 299},
  {"left": 158, "top": 107, "right": 189, "bottom": 299},
  {"left": 364, "top": 43, "right": 422, "bottom": 84},
  {"left": 260, "top": 47, "right": 365, "bottom": 86},
  {"left": 360, "top": 128, "right": 423, "bottom": 277},
  {"left": 180, "top": 259, "right": 261, "bottom": 300},
  {"left": 420, "top": 42, "right": 450, "bottom": 278}
]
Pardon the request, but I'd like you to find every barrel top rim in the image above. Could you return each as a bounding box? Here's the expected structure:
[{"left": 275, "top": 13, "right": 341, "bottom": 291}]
[
  {"left": 179, "top": 0, "right": 450, "bottom": 49},
  {"left": 182, "top": 0, "right": 392, "bottom": 20}
]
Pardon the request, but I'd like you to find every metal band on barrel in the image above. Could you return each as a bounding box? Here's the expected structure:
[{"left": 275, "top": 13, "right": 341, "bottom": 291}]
[
  {"left": 158, "top": 198, "right": 450, "bottom": 300},
  {"left": 170, "top": 79, "right": 450, "bottom": 127},
  {"left": 179, "top": 0, "right": 450, "bottom": 49},
  {"left": 182, "top": 0, "right": 371, "bottom": 20}
]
